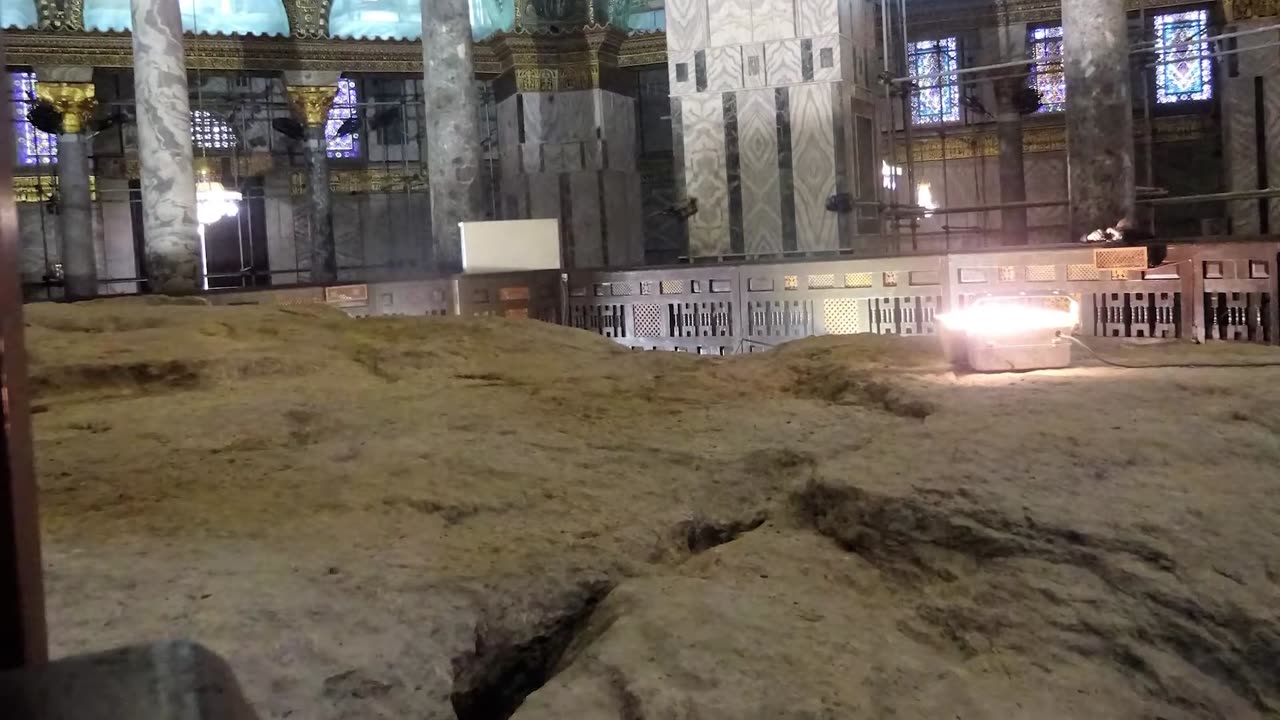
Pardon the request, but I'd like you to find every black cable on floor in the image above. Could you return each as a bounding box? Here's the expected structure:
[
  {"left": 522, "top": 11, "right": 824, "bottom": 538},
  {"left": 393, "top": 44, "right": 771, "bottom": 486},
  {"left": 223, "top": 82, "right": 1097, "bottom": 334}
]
[{"left": 1067, "top": 336, "right": 1280, "bottom": 369}]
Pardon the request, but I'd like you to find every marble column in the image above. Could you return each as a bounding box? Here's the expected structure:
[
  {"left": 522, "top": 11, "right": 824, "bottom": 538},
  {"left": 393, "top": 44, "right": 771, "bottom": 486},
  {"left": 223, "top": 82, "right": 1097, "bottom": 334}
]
[
  {"left": 421, "top": 0, "right": 486, "bottom": 272},
  {"left": 130, "top": 0, "right": 200, "bottom": 293},
  {"left": 34, "top": 72, "right": 98, "bottom": 298},
  {"left": 1063, "top": 0, "right": 1134, "bottom": 241},
  {"left": 994, "top": 76, "right": 1027, "bottom": 245},
  {"left": 284, "top": 80, "right": 338, "bottom": 283}
]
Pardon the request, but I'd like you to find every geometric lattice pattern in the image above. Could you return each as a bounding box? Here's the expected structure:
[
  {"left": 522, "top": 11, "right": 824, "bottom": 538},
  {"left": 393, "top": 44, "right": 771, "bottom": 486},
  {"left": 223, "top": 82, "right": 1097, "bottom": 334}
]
[
  {"left": 1068, "top": 263, "right": 1100, "bottom": 281},
  {"left": 844, "top": 272, "right": 873, "bottom": 288},
  {"left": 192, "top": 110, "right": 237, "bottom": 150},
  {"left": 1094, "top": 246, "right": 1148, "bottom": 270},
  {"left": 634, "top": 303, "right": 663, "bottom": 337},
  {"left": 808, "top": 274, "right": 836, "bottom": 289},
  {"left": 610, "top": 282, "right": 637, "bottom": 296},
  {"left": 823, "top": 298, "right": 861, "bottom": 335},
  {"left": 1026, "top": 265, "right": 1056, "bottom": 282},
  {"left": 660, "top": 279, "right": 686, "bottom": 295}
]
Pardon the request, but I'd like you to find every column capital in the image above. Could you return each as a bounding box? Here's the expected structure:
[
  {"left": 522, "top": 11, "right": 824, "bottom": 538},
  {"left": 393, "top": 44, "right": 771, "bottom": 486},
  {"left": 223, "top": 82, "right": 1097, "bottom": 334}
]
[
  {"left": 490, "top": 26, "right": 630, "bottom": 94},
  {"left": 35, "top": 82, "right": 97, "bottom": 135},
  {"left": 286, "top": 85, "right": 339, "bottom": 128}
]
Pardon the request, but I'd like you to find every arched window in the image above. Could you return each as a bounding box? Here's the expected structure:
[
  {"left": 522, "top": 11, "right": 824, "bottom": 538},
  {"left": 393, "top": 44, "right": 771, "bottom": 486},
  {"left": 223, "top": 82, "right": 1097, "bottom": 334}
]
[
  {"left": 328, "top": 0, "right": 513, "bottom": 40},
  {"left": 326, "top": 78, "right": 360, "bottom": 160},
  {"left": 0, "top": 0, "right": 38, "bottom": 29},
  {"left": 83, "top": 0, "right": 289, "bottom": 35},
  {"left": 192, "top": 110, "right": 237, "bottom": 150},
  {"left": 10, "top": 72, "right": 58, "bottom": 167}
]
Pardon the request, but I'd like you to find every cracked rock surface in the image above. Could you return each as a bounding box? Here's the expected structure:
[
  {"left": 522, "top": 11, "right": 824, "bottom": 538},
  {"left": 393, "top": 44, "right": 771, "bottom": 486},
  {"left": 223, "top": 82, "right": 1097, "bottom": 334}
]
[{"left": 25, "top": 301, "right": 1280, "bottom": 719}]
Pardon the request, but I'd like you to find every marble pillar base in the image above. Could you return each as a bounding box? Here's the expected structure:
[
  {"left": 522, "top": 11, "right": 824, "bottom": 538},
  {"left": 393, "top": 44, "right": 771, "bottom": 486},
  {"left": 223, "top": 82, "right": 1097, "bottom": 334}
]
[{"left": 495, "top": 88, "right": 645, "bottom": 268}]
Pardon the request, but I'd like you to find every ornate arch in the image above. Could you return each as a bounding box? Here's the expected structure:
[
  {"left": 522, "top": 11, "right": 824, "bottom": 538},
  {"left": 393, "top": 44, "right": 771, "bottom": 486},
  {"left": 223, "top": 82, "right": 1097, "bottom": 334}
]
[{"left": 36, "top": 0, "right": 85, "bottom": 31}]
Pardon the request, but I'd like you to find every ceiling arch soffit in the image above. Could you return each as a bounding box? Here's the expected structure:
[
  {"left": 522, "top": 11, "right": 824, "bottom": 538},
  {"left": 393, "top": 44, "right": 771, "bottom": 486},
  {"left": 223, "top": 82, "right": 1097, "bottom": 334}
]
[{"left": 40, "top": 0, "right": 302, "bottom": 35}]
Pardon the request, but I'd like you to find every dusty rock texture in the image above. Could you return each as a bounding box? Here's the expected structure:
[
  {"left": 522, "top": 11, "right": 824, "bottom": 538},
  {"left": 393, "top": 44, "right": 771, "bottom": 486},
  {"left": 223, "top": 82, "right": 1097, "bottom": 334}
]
[{"left": 24, "top": 299, "right": 1280, "bottom": 719}]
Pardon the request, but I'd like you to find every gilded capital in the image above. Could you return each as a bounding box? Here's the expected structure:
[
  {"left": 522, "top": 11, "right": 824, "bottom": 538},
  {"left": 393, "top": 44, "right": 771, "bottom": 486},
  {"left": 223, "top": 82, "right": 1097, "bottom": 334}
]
[
  {"left": 286, "top": 85, "right": 339, "bottom": 128},
  {"left": 35, "top": 82, "right": 97, "bottom": 134}
]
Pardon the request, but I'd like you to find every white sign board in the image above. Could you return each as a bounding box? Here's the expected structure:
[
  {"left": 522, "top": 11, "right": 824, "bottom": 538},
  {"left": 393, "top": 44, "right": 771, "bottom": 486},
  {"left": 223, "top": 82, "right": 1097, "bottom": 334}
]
[{"left": 459, "top": 219, "right": 562, "bottom": 274}]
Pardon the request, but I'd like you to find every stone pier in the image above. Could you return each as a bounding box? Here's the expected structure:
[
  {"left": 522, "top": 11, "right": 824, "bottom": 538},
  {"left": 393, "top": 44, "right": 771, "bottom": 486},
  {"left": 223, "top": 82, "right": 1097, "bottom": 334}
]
[
  {"left": 284, "top": 73, "right": 340, "bottom": 283},
  {"left": 421, "top": 0, "right": 486, "bottom": 272},
  {"left": 130, "top": 0, "right": 200, "bottom": 292},
  {"left": 1063, "top": 0, "right": 1134, "bottom": 241},
  {"left": 35, "top": 68, "right": 98, "bottom": 298},
  {"left": 491, "top": 28, "right": 646, "bottom": 268},
  {"left": 665, "top": 0, "right": 882, "bottom": 257}
]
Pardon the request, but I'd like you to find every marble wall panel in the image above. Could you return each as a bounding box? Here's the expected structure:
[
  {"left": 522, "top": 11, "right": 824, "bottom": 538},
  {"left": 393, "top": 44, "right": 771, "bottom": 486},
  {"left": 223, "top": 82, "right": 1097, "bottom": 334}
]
[
  {"left": 738, "top": 88, "right": 782, "bottom": 254},
  {"left": 789, "top": 83, "right": 837, "bottom": 251},
  {"left": 667, "top": 0, "right": 709, "bottom": 53},
  {"left": 569, "top": 171, "right": 604, "bottom": 268},
  {"left": 796, "top": 0, "right": 837, "bottom": 38},
  {"left": 669, "top": 49, "right": 698, "bottom": 96},
  {"left": 750, "top": 0, "right": 795, "bottom": 43},
  {"left": 706, "top": 46, "right": 744, "bottom": 93},
  {"left": 709, "top": 0, "right": 753, "bottom": 47},
  {"left": 682, "top": 93, "right": 730, "bottom": 256},
  {"left": 765, "top": 39, "right": 804, "bottom": 87}
]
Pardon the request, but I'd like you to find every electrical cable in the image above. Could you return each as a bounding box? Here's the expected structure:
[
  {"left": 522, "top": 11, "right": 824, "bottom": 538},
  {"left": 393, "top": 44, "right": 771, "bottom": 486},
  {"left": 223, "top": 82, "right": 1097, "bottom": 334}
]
[{"left": 1067, "top": 336, "right": 1280, "bottom": 369}]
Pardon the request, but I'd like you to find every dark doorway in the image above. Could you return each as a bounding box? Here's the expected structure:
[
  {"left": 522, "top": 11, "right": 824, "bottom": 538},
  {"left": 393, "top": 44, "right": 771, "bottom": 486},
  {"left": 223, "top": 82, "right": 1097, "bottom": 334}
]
[{"left": 203, "top": 177, "right": 270, "bottom": 289}]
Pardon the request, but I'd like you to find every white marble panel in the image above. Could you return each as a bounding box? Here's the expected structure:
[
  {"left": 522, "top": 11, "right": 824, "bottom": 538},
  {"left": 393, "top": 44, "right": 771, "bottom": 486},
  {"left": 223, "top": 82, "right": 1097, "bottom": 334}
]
[
  {"left": 709, "top": 0, "right": 753, "bottom": 47},
  {"left": 667, "top": 0, "right": 709, "bottom": 52},
  {"left": 789, "top": 82, "right": 837, "bottom": 251},
  {"left": 738, "top": 88, "right": 782, "bottom": 254},
  {"left": 669, "top": 50, "right": 698, "bottom": 96},
  {"left": 750, "top": 0, "right": 795, "bottom": 43},
  {"left": 706, "top": 46, "right": 744, "bottom": 93},
  {"left": 765, "top": 39, "right": 804, "bottom": 87},
  {"left": 796, "top": 0, "right": 836, "bottom": 37},
  {"left": 682, "top": 93, "right": 729, "bottom": 256},
  {"left": 811, "top": 35, "right": 841, "bottom": 82}
]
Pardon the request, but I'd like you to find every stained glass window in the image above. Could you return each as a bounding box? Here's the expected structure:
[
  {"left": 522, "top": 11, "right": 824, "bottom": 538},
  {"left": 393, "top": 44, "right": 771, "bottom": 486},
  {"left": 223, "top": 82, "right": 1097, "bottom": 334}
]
[
  {"left": 326, "top": 78, "right": 360, "bottom": 160},
  {"left": 1028, "top": 26, "right": 1065, "bottom": 113},
  {"left": 192, "top": 110, "right": 236, "bottom": 150},
  {"left": 11, "top": 72, "right": 58, "bottom": 167},
  {"left": 1154, "top": 9, "right": 1213, "bottom": 104},
  {"left": 908, "top": 37, "right": 960, "bottom": 125}
]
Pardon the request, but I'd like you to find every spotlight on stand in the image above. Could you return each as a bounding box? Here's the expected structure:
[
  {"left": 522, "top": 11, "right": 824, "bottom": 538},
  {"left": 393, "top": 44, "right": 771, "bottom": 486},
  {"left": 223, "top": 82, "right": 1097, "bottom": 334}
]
[{"left": 939, "top": 294, "right": 1080, "bottom": 372}]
